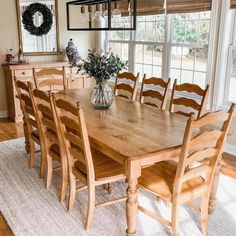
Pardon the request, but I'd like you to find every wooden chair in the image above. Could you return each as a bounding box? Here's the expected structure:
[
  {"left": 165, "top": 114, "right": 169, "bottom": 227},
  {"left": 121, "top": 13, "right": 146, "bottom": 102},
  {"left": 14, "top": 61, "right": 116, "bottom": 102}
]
[
  {"left": 138, "top": 104, "right": 235, "bottom": 236},
  {"left": 14, "top": 78, "right": 45, "bottom": 178},
  {"left": 140, "top": 75, "right": 171, "bottom": 109},
  {"left": 29, "top": 85, "right": 68, "bottom": 202},
  {"left": 170, "top": 80, "right": 209, "bottom": 118},
  {"left": 114, "top": 72, "right": 139, "bottom": 101},
  {"left": 33, "top": 67, "right": 67, "bottom": 91},
  {"left": 52, "top": 96, "right": 127, "bottom": 230}
]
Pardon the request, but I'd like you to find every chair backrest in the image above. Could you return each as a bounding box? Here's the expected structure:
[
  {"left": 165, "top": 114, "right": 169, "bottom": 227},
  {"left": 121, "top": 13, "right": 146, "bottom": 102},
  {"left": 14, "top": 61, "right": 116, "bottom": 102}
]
[
  {"left": 173, "top": 104, "right": 235, "bottom": 198},
  {"left": 53, "top": 97, "right": 95, "bottom": 184},
  {"left": 170, "top": 80, "right": 209, "bottom": 118},
  {"left": 29, "top": 86, "right": 66, "bottom": 161},
  {"left": 140, "top": 75, "right": 171, "bottom": 110},
  {"left": 14, "top": 78, "right": 38, "bottom": 134},
  {"left": 33, "top": 67, "right": 67, "bottom": 91},
  {"left": 114, "top": 72, "right": 139, "bottom": 101}
]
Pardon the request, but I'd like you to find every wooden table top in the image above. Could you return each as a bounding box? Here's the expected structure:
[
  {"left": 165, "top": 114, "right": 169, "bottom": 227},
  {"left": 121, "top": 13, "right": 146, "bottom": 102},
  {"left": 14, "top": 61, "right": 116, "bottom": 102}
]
[{"left": 56, "top": 89, "right": 188, "bottom": 163}]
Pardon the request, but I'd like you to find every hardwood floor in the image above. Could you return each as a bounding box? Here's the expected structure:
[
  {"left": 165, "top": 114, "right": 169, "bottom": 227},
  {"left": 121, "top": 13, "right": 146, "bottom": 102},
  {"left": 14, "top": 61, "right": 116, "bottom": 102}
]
[{"left": 0, "top": 118, "right": 235, "bottom": 235}]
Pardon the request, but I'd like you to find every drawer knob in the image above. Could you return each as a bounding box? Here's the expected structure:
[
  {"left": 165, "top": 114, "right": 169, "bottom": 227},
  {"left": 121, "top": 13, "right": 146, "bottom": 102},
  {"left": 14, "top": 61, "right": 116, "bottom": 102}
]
[{"left": 22, "top": 72, "right": 25, "bottom": 75}]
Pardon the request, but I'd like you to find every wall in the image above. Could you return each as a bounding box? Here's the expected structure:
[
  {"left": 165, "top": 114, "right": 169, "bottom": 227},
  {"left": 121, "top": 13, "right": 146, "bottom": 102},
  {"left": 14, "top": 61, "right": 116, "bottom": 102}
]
[{"left": 0, "top": 0, "right": 97, "bottom": 115}]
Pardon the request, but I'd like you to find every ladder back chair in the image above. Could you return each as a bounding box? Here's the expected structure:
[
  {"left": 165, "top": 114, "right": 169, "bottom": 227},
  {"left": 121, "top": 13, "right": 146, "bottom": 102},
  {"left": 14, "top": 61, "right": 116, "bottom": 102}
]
[
  {"left": 114, "top": 72, "right": 139, "bottom": 101},
  {"left": 52, "top": 96, "right": 127, "bottom": 230},
  {"left": 170, "top": 80, "right": 209, "bottom": 118},
  {"left": 14, "top": 78, "right": 45, "bottom": 177},
  {"left": 33, "top": 67, "right": 67, "bottom": 91},
  {"left": 29, "top": 86, "right": 68, "bottom": 202},
  {"left": 138, "top": 104, "right": 235, "bottom": 236},
  {"left": 140, "top": 75, "right": 171, "bottom": 109}
]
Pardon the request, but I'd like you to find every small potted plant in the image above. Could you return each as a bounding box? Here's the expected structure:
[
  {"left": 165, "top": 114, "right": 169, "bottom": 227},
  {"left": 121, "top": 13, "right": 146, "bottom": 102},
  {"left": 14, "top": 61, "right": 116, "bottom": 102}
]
[{"left": 73, "top": 49, "right": 128, "bottom": 109}]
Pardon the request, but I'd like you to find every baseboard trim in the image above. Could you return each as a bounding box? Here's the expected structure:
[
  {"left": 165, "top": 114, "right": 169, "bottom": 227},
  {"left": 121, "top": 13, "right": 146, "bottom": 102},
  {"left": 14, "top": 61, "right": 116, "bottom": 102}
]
[
  {"left": 226, "top": 144, "right": 236, "bottom": 156},
  {"left": 0, "top": 110, "right": 8, "bottom": 118}
]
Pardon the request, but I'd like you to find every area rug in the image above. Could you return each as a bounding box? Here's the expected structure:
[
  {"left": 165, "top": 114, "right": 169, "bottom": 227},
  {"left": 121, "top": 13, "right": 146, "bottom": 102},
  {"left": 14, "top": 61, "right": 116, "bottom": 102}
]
[{"left": 0, "top": 138, "right": 236, "bottom": 236}]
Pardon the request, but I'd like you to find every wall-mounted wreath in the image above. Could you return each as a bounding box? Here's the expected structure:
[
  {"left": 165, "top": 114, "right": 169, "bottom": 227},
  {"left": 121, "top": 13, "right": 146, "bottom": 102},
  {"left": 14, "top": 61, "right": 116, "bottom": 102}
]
[{"left": 22, "top": 2, "right": 53, "bottom": 36}]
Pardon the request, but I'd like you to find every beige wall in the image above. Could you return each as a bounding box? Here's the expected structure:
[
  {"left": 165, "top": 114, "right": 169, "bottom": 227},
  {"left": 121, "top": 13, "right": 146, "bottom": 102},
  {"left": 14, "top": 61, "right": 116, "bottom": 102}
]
[{"left": 0, "top": 0, "right": 97, "bottom": 113}]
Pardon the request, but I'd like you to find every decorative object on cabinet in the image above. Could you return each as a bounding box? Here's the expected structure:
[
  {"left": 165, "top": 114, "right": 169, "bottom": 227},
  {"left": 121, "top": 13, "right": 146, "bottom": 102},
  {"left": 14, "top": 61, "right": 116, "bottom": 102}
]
[
  {"left": 66, "top": 0, "right": 137, "bottom": 31},
  {"left": 66, "top": 39, "right": 81, "bottom": 63},
  {"left": 74, "top": 49, "right": 127, "bottom": 109},
  {"left": 16, "top": 0, "right": 61, "bottom": 55}
]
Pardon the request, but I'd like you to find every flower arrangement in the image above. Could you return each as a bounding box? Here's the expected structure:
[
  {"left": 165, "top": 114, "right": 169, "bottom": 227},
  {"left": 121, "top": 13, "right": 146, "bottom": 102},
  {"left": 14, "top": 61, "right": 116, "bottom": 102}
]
[{"left": 73, "top": 49, "right": 128, "bottom": 83}]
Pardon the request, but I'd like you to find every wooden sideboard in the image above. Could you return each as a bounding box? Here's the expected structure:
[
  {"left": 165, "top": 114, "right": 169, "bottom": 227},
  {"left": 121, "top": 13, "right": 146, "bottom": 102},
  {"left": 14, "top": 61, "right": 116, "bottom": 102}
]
[{"left": 2, "top": 62, "right": 90, "bottom": 122}]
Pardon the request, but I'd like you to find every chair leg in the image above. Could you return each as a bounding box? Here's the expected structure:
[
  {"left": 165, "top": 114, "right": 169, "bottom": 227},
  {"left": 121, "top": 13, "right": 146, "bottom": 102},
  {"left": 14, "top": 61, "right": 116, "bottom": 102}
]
[
  {"left": 201, "top": 193, "right": 210, "bottom": 236},
  {"left": 85, "top": 185, "right": 95, "bottom": 230},
  {"left": 171, "top": 201, "right": 180, "bottom": 236},
  {"left": 39, "top": 142, "right": 47, "bottom": 178},
  {"left": 28, "top": 139, "right": 35, "bottom": 168},
  {"left": 46, "top": 156, "right": 53, "bottom": 189},
  {"left": 60, "top": 162, "right": 68, "bottom": 202},
  {"left": 68, "top": 175, "right": 76, "bottom": 211}
]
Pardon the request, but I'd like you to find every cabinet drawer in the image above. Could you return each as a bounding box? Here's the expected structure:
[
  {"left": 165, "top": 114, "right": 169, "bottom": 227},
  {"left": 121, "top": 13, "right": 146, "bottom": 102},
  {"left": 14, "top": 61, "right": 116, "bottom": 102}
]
[
  {"left": 14, "top": 69, "right": 33, "bottom": 77},
  {"left": 69, "top": 76, "right": 84, "bottom": 89}
]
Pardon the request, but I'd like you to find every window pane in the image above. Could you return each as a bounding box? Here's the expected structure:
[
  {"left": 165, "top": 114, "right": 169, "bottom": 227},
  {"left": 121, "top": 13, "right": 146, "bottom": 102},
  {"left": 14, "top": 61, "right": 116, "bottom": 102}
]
[
  {"left": 194, "top": 72, "right": 206, "bottom": 88},
  {"left": 181, "top": 70, "right": 193, "bottom": 83},
  {"left": 195, "top": 47, "right": 208, "bottom": 72},
  {"left": 182, "top": 47, "right": 194, "bottom": 70},
  {"left": 136, "top": 14, "right": 165, "bottom": 42},
  {"left": 144, "top": 45, "right": 153, "bottom": 64},
  {"left": 153, "top": 66, "right": 162, "bottom": 78},
  {"left": 171, "top": 69, "right": 181, "bottom": 82},
  {"left": 143, "top": 65, "right": 153, "bottom": 77},
  {"left": 136, "top": 44, "right": 143, "bottom": 63},
  {"left": 172, "top": 12, "right": 211, "bottom": 44},
  {"left": 135, "top": 64, "right": 143, "bottom": 80},
  {"left": 153, "top": 47, "right": 163, "bottom": 66},
  {"left": 171, "top": 47, "right": 182, "bottom": 69}
]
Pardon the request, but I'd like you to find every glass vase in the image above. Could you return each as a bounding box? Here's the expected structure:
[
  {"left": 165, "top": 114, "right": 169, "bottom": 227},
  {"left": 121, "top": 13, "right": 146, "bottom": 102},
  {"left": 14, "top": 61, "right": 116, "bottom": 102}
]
[{"left": 90, "top": 83, "right": 114, "bottom": 109}]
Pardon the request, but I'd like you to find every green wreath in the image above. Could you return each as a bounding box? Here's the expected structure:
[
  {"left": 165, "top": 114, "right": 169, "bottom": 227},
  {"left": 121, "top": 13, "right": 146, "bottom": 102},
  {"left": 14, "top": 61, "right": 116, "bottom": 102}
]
[{"left": 22, "top": 2, "right": 53, "bottom": 36}]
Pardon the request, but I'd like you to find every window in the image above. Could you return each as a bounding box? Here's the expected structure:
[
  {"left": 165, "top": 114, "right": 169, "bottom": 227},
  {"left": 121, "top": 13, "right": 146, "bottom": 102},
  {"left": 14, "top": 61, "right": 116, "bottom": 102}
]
[{"left": 106, "top": 11, "right": 211, "bottom": 87}]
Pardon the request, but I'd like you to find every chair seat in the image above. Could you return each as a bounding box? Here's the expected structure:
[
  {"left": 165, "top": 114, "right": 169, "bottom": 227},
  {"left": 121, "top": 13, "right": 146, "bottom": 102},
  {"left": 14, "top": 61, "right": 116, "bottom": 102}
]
[
  {"left": 74, "top": 149, "right": 125, "bottom": 181},
  {"left": 138, "top": 161, "right": 204, "bottom": 200}
]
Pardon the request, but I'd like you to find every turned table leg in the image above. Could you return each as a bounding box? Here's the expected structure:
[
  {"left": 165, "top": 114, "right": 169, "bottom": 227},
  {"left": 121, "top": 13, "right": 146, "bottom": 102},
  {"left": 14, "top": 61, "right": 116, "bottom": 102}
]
[
  {"left": 209, "top": 159, "right": 221, "bottom": 214},
  {"left": 126, "top": 160, "right": 141, "bottom": 236}
]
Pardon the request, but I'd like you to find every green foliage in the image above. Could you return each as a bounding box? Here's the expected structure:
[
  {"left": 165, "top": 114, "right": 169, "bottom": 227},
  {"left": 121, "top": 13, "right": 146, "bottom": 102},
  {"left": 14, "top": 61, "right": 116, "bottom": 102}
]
[{"left": 73, "top": 49, "right": 128, "bottom": 83}]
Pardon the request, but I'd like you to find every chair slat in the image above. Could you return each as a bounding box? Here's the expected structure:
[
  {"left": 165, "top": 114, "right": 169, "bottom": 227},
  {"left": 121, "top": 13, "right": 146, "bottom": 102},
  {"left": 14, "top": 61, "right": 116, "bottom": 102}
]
[
  {"left": 37, "top": 104, "right": 53, "bottom": 119},
  {"left": 16, "top": 80, "right": 29, "bottom": 92},
  {"left": 65, "top": 132, "right": 83, "bottom": 149},
  {"left": 143, "top": 77, "right": 168, "bottom": 88},
  {"left": 182, "top": 165, "right": 210, "bottom": 182},
  {"left": 20, "top": 94, "right": 32, "bottom": 107},
  {"left": 117, "top": 72, "right": 138, "bottom": 82},
  {"left": 69, "top": 147, "right": 86, "bottom": 165},
  {"left": 173, "top": 97, "right": 201, "bottom": 111},
  {"left": 56, "top": 99, "right": 78, "bottom": 116},
  {"left": 142, "top": 90, "right": 164, "bottom": 101},
  {"left": 33, "top": 89, "right": 50, "bottom": 103},
  {"left": 187, "top": 147, "right": 218, "bottom": 165},
  {"left": 35, "top": 68, "right": 64, "bottom": 77},
  {"left": 175, "top": 83, "right": 206, "bottom": 96},
  {"left": 191, "top": 130, "right": 223, "bottom": 150},
  {"left": 116, "top": 83, "right": 134, "bottom": 93},
  {"left": 61, "top": 116, "right": 80, "bottom": 134},
  {"left": 194, "top": 111, "right": 229, "bottom": 128},
  {"left": 42, "top": 117, "right": 57, "bottom": 133}
]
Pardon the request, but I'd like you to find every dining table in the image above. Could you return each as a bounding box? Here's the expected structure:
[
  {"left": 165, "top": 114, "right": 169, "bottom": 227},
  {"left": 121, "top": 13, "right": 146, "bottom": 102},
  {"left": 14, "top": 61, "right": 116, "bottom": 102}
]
[{"left": 56, "top": 88, "right": 219, "bottom": 235}]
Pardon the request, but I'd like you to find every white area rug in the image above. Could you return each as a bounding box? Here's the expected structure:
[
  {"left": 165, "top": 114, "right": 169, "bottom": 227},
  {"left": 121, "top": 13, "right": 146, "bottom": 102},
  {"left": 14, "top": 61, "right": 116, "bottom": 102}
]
[{"left": 0, "top": 138, "right": 236, "bottom": 236}]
